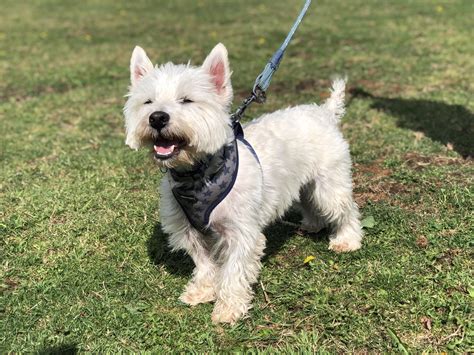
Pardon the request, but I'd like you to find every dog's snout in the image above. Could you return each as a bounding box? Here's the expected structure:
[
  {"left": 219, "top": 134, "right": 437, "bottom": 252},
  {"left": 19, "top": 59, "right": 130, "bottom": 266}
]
[{"left": 149, "top": 111, "right": 170, "bottom": 130}]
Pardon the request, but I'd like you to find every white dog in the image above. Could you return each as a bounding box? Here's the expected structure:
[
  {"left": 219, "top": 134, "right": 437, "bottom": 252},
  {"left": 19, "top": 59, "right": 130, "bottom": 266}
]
[{"left": 124, "top": 43, "right": 362, "bottom": 324}]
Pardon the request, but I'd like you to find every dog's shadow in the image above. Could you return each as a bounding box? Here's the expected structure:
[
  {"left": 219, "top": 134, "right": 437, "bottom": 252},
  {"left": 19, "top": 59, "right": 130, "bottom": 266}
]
[
  {"left": 147, "top": 223, "right": 194, "bottom": 277},
  {"left": 146, "top": 210, "right": 328, "bottom": 276},
  {"left": 36, "top": 343, "right": 78, "bottom": 355},
  {"left": 349, "top": 88, "right": 473, "bottom": 158}
]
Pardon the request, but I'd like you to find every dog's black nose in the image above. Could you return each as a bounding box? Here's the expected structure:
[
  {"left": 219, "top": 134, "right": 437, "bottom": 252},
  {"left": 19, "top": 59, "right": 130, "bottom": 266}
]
[{"left": 149, "top": 111, "right": 170, "bottom": 130}]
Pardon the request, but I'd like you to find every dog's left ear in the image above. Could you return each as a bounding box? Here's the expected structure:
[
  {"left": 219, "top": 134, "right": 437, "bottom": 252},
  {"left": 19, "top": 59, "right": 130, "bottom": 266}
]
[{"left": 202, "top": 43, "right": 233, "bottom": 104}]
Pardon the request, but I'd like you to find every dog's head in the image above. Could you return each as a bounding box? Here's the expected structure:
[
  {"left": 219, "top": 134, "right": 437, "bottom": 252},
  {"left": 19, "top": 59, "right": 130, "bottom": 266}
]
[{"left": 124, "top": 43, "right": 234, "bottom": 169}]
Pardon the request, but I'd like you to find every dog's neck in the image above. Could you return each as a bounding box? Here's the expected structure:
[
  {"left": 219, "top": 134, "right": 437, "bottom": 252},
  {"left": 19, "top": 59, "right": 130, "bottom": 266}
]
[
  {"left": 168, "top": 138, "right": 239, "bottom": 234},
  {"left": 169, "top": 122, "right": 236, "bottom": 175},
  {"left": 169, "top": 142, "right": 230, "bottom": 181}
]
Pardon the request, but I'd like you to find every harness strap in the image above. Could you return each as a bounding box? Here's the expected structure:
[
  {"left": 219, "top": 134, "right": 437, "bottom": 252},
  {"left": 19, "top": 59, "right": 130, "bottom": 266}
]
[
  {"left": 238, "top": 137, "right": 260, "bottom": 164},
  {"left": 170, "top": 124, "right": 261, "bottom": 235},
  {"left": 233, "top": 121, "right": 260, "bottom": 164}
]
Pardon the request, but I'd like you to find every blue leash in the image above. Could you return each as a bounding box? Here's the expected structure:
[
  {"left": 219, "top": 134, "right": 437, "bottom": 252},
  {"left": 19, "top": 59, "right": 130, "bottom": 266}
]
[{"left": 230, "top": 0, "right": 312, "bottom": 124}]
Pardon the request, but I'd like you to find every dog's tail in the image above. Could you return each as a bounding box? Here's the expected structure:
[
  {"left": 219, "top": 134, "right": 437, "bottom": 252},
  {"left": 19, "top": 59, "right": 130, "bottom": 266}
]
[{"left": 323, "top": 77, "right": 346, "bottom": 124}]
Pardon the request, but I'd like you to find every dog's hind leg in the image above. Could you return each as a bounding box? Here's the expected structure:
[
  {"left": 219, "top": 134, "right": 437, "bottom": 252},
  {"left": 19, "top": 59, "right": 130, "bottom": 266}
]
[
  {"left": 299, "top": 180, "right": 328, "bottom": 233},
  {"left": 306, "top": 171, "right": 362, "bottom": 252},
  {"left": 211, "top": 231, "right": 266, "bottom": 324}
]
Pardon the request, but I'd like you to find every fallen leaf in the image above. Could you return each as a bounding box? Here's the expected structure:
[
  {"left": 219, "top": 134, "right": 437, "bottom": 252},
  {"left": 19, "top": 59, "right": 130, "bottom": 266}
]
[
  {"left": 416, "top": 236, "right": 429, "bottom": 248},
  {"left": 420, "top": 316, "right": 432, "bottom": 330},
  {"left": 414, "top": 131, "right": 425, "bottom": 142},
  {"left": 303, "top": 255, "right": 315, "bottom": 264},
  {"left": 468, "top": 286, "right": 474, "bottom": 298},
  {"left": 361, "top": 216, "right": 376, "bottom": 229}
]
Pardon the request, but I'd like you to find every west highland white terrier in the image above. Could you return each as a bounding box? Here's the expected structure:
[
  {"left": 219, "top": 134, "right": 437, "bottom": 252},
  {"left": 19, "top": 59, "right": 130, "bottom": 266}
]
[{"left": 124, "top": 43, "right": 362, "bottom": 324}]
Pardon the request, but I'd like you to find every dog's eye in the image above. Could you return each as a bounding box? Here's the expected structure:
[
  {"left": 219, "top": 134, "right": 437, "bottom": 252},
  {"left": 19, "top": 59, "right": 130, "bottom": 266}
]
[
  {"left": 180, "top": 97, "right": 193, "bottom": 104},
  {"left": 144, "top": 99, "right": 152, "bottom": 104}
]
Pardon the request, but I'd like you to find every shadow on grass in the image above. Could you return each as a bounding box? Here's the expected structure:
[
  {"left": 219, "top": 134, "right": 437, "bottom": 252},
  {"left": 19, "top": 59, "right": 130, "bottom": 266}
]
[
  {"left": 349, "top": 88, "right": 473, "bottom": 158},
  {"left": 37, "top": 343, "right": 78, "bottom": 355},
  {"left": 147, "top": 223, "right": 194, "bottom": 277},
  {"left": 262, "top": 208, "right": 330, "bottom": 262},
  {"left": 146, "top": 209, "right": 328, "bottom": 276}
]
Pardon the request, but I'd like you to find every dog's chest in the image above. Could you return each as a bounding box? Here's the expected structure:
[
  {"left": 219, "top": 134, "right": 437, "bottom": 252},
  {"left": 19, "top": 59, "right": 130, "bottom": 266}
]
[{"left": 169, "top": 139, "right": 239, "bottom": 234}]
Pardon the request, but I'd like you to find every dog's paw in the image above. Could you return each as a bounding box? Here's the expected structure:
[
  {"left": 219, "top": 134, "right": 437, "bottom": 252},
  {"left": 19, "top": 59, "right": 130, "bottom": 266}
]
[
  {"left": 179, "top": 282, "right": 216, "bottom": 306},
  {"left": 328, "top": 239, "right": 361, "bottom": 253},
  {"left": 211, "top": 301, "right": 249, "bottom": 325}
]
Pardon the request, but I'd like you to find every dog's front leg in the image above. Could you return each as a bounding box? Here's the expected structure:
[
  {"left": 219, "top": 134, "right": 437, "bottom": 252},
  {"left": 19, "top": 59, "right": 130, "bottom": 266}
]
[
  {"left": 170, "top": 231, "right": 217, "bottom": 306},
  {"left": 211, "top": 231, "right": 266, "bottom": 324}
]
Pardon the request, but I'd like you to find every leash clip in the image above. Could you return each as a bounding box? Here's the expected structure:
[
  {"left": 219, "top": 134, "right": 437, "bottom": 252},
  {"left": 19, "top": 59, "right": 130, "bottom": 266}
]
[
  {"left": 252, "top": 85, "right": 266, "bottom": 104},
  {"left": 230, "top": 0, "right": 311, "bottom": 124}
]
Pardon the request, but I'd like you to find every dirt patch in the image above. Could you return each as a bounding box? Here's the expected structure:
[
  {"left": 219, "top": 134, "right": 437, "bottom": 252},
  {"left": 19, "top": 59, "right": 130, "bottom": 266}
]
[
  {"left": 403, "top": 152, "right": 472, "bottom": 170},
  {"left": 347, "top": 82, "right": 404, "bottom": 102},
  {"left": 2, "top": 278, "right": 19, "bottom": 291},
  {"left": 351, "top": 80, "right": 383, "bottom": 93},
  {"left": 234, "top": 78, "right": 331, "bottom": 102},
  {"left": 1, "top": 83, "right": 74, "bottom": 103},
  {"left": 354, "top": 152, "right": 473, "bottom": 207},
  {"left": 355, "top": 161, "right": 391, "bottom": 178},
  {"left": 264, "top": 78, "right": 332, "bottom": 96},
  {"left": 353, "top": 181, "right": 411, "bottom": 207},
  {"left": 435, "top": 248, "right": 462, "bottom": 266},
  {"left": 234, "top": 89, "right": 253, "bottom": 101},
  {"left": 291, "top": 78, "right": 403, "bottom": 99},
  {"left": 353, "top": 160, "right": 412, "bottom": 207},
  {"left": 49, "top": 215, "right": 67, "bottom": 225},
  {"left": 293, "top": 78, "right": 330, "bottom": 94}
]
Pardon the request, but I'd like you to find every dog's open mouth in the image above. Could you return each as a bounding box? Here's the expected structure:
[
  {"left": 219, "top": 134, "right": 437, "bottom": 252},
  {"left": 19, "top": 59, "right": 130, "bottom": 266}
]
[{"left": 153, "top": 136, "right": 186, "bottom": 160}]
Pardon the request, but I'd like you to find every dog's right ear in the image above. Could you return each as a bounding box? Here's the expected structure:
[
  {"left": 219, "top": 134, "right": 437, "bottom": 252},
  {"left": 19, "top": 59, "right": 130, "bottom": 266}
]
[{"left": 130, "top": 46, "right": 154, "bottom": 86}]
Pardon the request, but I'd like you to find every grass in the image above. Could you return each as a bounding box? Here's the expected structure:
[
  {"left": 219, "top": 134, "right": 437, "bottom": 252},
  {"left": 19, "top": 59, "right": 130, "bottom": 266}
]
[{"left": 1, "top": 0, "right": 473, "bottom": 352}]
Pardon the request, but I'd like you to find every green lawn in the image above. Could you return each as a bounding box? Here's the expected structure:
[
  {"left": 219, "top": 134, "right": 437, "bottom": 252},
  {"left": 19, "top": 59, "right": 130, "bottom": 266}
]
[{"left": 1, "top": 0, "right": 473, "bottom": 352}]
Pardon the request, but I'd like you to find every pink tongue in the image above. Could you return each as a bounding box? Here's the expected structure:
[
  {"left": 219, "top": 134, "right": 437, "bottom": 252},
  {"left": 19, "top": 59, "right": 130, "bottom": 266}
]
[{"left": 154, "top": 144, "right": 175, "bottom": 155}]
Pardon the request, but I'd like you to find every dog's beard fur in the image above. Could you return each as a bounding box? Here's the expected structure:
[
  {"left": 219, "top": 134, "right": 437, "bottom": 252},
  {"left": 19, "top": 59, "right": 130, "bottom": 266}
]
[
  {"left": 123, "top": 43, "right": 363, "bottom": 324},
  {"left": 126, "top": 117, "right": 198, "bottom": 169}
]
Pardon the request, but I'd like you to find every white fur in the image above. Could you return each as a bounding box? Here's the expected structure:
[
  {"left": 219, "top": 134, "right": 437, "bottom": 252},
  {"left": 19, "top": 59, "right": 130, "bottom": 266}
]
[{"left": 124, "top": 44, "right": 362, "bottom": 324}]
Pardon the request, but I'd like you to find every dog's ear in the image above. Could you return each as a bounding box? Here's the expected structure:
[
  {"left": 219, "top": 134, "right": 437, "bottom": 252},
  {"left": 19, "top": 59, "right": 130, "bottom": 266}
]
[
  {"left": 130, "top": 46, "right": 154, "bottom": 86},
  {"left": 202, "top": 43, "right": 233, "bottom": 103}
]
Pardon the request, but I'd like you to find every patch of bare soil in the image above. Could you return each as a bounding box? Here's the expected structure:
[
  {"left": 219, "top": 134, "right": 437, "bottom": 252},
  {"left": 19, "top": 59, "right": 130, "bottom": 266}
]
[
  {"left": 353, "top": 160, "right": 411, "bottom": 207},
  {"left": 403, "top": 152, "right": 472, "bottom": 170}
]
